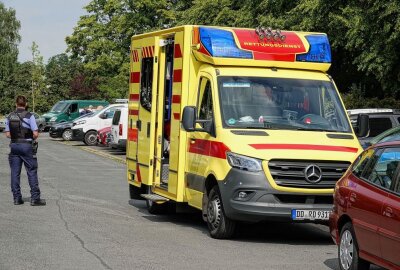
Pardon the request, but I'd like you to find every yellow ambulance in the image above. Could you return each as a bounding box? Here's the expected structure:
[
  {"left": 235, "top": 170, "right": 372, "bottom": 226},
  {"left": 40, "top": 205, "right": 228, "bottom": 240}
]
[{"left": 126, "top": 25, "right": 368, "bottom": 238}]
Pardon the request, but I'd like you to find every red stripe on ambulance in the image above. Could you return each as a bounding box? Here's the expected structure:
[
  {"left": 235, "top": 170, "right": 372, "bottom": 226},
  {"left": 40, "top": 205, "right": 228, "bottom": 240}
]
[
  {"left": 188, "top": 139, "right": 230, "bottom": 159},
  {"left": 130, "top": 72, "right": 140, "bottom": 83},
  {"left": 249, "top": 144, "right": 359, "bottom": 153}
]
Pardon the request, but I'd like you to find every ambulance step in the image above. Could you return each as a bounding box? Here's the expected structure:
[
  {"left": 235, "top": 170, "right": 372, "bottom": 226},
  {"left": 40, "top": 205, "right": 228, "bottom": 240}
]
[
  {"left": 140, "top": 194, "right": 169, "bottom": 203},
  {"left": 161, "top": 164, "right": 169, "bottom": 184}
]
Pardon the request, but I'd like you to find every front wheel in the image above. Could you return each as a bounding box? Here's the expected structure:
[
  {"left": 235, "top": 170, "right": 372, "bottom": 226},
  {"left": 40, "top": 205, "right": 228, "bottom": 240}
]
[
  {"left": 62, "top": 129, "right": 73, "bottom": 141},
  {"left": 84, "top": 131, "right": 97, "bottom": 146},
  {"left": 206, "top": 186, "right": 236, "bottom": 239},
  {"left": 339, "top": 222, "right": 370, "bottom": 270}
]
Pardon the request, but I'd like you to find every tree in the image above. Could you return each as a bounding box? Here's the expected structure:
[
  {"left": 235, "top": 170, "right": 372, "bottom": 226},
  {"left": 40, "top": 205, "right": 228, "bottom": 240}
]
[
  {"left": 66, "top": 0, "right": 177, "bottom": 100},
  {"left": 30, "top": 42, "right": 46, "bottom": 112},
  {"left": 0, "top": 2, "right": 20, "bottom": 114}
]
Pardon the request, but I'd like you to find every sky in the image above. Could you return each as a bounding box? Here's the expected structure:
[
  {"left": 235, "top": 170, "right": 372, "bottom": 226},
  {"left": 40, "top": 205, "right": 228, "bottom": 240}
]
[{"left": 2, "top": 0, "right": 90, "bottom": 63}]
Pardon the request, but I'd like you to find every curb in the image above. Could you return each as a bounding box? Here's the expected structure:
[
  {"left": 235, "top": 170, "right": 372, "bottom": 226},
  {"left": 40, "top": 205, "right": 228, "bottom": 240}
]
[{"left": 79, "top": 146, "right": 126, "bottom": 164}]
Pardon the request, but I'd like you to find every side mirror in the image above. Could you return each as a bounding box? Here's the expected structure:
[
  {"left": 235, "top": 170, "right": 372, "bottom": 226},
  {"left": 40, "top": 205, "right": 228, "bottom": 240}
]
[
  {"left": 355, "top": 114, "right": 369, "bottom": 137},
  {"left": 182, "top": 106, "right": 196, "bottom": 131},
  {"left": 99, "top": 113, "right": 107, "bottom": 119}
]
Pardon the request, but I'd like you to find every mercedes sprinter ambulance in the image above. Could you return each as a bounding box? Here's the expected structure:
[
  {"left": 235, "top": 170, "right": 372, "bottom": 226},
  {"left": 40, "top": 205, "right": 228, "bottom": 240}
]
[{"left": 126, "top": 25, "right": 368, "bottom": 238}]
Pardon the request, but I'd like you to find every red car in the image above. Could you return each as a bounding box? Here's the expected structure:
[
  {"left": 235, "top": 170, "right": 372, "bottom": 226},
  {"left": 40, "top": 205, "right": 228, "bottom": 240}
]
[
  {"left": 329, "top": 141, "right": 400, "bottom": 270},
  {"left": 97, "top": 126, "right": 111, "bottom": 146}
]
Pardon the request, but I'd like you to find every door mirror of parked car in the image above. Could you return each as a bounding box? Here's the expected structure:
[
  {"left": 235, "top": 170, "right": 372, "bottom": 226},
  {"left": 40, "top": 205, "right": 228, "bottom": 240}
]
[
  {"left": 355, "top": 114, "right": 369, "bottom": 137},
  {"left": 99, "top": 113, "right": 107, "bottom": 119}
]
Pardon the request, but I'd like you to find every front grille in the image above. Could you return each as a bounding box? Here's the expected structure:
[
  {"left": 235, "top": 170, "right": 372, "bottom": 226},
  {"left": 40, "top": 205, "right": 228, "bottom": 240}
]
[{"left": 268, "top": 159, "right": 350, "bottom": 189}]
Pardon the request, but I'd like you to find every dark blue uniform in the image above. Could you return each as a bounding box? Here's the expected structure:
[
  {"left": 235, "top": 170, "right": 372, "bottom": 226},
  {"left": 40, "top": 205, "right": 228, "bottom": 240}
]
[{"left": 6, "top": 109, "right": 41, "bottom": 202}]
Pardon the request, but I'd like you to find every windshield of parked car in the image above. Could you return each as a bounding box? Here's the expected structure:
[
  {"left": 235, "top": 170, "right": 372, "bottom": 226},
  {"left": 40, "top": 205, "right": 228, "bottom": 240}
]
[
  {"left": 50, "top": 102, "right": 69, "bottom": 113},
  {"left": 218, "top": 77, "right": 351, "bottom": 133}
]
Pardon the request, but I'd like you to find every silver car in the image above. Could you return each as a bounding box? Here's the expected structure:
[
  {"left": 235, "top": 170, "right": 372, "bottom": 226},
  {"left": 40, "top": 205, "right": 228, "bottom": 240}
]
[{"left": 0, "top": 113, "right": 46, "bottom": 132}]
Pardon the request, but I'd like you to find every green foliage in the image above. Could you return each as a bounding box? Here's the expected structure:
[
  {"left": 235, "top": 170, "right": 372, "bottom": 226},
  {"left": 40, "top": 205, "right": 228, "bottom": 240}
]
[{"left": 0, "top": 2, "right": 20, "bottom": 114}]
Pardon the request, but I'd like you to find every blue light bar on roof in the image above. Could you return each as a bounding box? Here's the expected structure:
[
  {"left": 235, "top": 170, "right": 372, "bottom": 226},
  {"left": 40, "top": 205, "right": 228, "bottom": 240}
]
[
  {"left": 199, "top": 27, "right": 253, "bottom": 59},
  {"left": 296, "top": 35, "right": 331, "bottom": 63}
]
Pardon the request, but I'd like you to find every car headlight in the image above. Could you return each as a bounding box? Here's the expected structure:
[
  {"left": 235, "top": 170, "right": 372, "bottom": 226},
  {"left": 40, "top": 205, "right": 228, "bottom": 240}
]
[
  {"left": 74, "top": 120, "right": 86, "bottom": 126},
  {"left": 226, "top": 152, "right": 263, "bottom": 172},
  {"left": 50, "top": 117, "right": 57, "bottom": 121}
]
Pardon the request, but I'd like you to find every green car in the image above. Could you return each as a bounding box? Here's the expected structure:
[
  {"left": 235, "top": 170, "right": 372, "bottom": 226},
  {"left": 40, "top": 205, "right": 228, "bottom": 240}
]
[{"left": 42, "top": 100, "right": 109, "bottom": 130}]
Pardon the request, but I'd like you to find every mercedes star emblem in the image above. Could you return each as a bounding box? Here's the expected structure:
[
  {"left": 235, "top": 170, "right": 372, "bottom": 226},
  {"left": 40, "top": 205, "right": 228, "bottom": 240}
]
[{"left": 304, "top": 165, "right": 322, "bottom": 183}]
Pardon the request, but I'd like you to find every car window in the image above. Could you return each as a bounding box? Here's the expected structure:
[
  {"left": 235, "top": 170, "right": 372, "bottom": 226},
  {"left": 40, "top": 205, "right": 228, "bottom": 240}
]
[
  {"left": 366, "top": 148, "right": 400, "bottom": 189},
  {"left": 369, "top": 117, "right": 392, "bottom": 137},
  {"left": 112, "top": 110, "right": 121, "bottom": 125},
  {"left": 353, "top": 149, "right": 374, "bottom": 178}
]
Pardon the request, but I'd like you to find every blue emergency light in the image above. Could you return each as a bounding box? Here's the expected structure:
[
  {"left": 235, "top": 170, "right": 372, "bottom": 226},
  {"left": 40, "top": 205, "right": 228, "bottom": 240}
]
[
  {"left": 296, "top": 34, "right": 332, "bottom": 63},
  {"left": 199, "top": 27, "right": 253, "bottom": 59}
]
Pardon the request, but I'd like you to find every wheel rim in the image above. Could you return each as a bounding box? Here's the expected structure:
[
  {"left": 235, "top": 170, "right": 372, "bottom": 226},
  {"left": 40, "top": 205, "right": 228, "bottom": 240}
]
[
  {"left": 64, "top": 130, "right": 72, "bottom": 140},
  {"left": 87, "top": 133, "right": 97, "bottom": 144},
  {"left": 207, "top": 195, "right": 221, "bottom": 230},
  {"left": 340, "top": 230, "right": 354, "bottom": 270}
]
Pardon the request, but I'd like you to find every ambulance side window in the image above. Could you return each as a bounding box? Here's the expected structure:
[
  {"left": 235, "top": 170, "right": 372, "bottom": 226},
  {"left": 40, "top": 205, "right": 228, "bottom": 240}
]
[
  {"left": 198, "top": 79, "right": 213, "bottom": 121},
  {"left": 140, "top": 57, "right": 153, "bottom": 112}
]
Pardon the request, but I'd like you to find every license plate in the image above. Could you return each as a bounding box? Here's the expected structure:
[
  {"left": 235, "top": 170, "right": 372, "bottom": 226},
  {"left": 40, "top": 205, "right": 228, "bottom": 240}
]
[{"left": 291, "top": 209, "right": 331, "bottom": 220}]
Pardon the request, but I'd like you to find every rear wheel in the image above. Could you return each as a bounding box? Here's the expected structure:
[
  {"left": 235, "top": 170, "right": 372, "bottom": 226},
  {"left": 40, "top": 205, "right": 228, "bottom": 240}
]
[
  {"left": 38, "top": 124, "right": 44, "bottom": 132},
  {"left": 84, "top": 131, "right": 97, "bottom": 146},
  {"left": 129, "top": 184, "right": 143, "bottom": 200},
  {"left": 339, "top": 222, "right": 370, "bottom": 270},
  {"left": 62, "top": 129, "right": 72, "bottom": 141},
  {"left": 207, "top": 186, "right": 236, "bottom": 239}
]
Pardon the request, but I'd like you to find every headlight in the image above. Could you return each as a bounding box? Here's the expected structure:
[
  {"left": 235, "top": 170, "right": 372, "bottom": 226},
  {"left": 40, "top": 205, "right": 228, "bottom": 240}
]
[
  {"left": 226, "top": 152, "right": 262, "bottom": 172},
  {"left": 74, "top": 120, "right": 86, "bottom": 126},
  {"left": 50, "top": 117, "right": 57, "bottom": 121}
]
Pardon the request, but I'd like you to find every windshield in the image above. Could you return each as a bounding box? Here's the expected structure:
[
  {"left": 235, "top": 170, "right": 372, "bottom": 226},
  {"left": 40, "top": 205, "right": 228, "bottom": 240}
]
[
  {"left": 50, "top": 102, "right": 69, "bottom": 113},
  {"left": 218, "top": 77, "right": 351, "bottom": 133}
]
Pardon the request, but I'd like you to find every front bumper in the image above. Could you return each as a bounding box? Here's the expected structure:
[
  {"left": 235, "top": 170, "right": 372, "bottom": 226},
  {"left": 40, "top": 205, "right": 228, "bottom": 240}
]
[
  {"left": 49, "top": 127, "right": 63, "bottom": 138},
  {"left": 218, "top": 168, "right": 333, "bottom": 223},
  {"left": 72, "top": 128, "right": 85, "bottom": 141}
]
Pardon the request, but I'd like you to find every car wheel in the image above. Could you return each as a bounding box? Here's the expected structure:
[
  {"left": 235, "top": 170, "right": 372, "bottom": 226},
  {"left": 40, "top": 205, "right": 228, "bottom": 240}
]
[
  {"left": 84, "top": 131, "right": 97, "bottom": 146},
  {"left": 129, "top": 184, "right": 144, "bottom": 200},
  {"left": 339, "top": 222, "right": 370, "bottom": 270},
  {"left": 207, "top": 186, "right": 236, "bottom": 239},
  {"left": 38, "top": 124, "right": 44, "bottom": 132},
  {"left": 62, "top": 129, "right": 73, "bottom": 141}
]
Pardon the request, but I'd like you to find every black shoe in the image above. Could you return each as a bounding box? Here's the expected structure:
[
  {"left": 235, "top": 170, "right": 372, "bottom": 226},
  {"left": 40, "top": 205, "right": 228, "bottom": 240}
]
[
  {"left": 30, "top": 199, "right": 46, "bottom": 206},
  {"left": 14, "top": 198, "right": 24, "bottom": 205}
]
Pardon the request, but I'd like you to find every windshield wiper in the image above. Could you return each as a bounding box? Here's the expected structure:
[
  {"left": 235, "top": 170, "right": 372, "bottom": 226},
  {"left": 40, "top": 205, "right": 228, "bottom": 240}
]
[{"left": 294, "top": 127, "right": 337, "bottom": 132}]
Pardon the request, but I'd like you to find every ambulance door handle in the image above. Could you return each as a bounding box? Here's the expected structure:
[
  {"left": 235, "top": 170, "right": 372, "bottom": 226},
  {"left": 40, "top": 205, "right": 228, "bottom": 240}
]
[
  {"left": 147, "top": 122, "right": 151, "bottom": 138},
  {"left": 136, "top": 120, "right": 141, "bottom": 131}
]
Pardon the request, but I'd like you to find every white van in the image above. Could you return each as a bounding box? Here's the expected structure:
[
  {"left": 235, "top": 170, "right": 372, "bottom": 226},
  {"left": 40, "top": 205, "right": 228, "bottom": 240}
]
[
  {"left": 110, "top": 107, "right": 128, "bottom": 149},
  {"left": 71, "top": 103, "right": 128, "bottom": 145}
]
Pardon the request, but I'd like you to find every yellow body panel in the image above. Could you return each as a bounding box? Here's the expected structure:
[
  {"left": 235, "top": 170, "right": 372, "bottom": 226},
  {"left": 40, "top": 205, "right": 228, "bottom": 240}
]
[{"left": 127, "top": 25, "right": 362, "bottom": 213}]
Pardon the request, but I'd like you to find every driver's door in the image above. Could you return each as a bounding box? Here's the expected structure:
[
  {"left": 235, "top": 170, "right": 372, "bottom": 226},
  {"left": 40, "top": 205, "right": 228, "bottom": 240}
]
[{"left": 186, "top": 74, "right": 215, "bottom": 207}]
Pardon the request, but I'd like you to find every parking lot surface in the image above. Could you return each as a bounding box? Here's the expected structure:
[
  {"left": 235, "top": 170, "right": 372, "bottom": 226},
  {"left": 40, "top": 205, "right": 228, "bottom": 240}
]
[{"left": 0, "top": 135, "right": 381, "bottom": 270}]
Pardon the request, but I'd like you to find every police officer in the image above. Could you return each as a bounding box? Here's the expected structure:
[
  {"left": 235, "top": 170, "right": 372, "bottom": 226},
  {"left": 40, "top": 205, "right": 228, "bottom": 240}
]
[{"left": 5, "top": 95, "right": 46, "bottom": 206}]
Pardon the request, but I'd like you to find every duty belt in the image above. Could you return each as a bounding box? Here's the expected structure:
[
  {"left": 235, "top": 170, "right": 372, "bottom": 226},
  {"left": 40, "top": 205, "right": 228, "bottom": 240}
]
[{"left": 11, "top": 139, "right": 32, "bottom": 144}]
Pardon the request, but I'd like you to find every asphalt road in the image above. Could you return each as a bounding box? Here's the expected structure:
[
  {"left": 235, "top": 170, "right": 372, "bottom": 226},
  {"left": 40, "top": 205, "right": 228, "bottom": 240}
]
[{"left": 0, "top": 134, "right": 381, "bottom": 270}]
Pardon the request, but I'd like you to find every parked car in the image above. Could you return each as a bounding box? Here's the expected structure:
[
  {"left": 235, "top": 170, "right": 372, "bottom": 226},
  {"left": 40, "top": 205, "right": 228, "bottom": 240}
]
[
  {"left": 329, "top": 141, "right": 400, "bottom": 270},
  {"left": 348, "top": 108, "right": 400, "bottom": 146},
  {"left": 71, "top": 103, "right": 127, "bottom": 146},
  {"left": 0, "top": 112, "right": 46, "bottom": 132},
  {"left": 109, "top": 107, "right": 128, "bottom": 150},
  {"left": 361, "top": 125, "right": 400, "bottom": 149},
  {"left": 97, "top": 126, "right": 112, "bottom": 146},
  {"left": 42, "top": 100, "right": 109, "bottom": 130},
  {"left": 49, "top": 113, "right": 93, "bottom": 141}
]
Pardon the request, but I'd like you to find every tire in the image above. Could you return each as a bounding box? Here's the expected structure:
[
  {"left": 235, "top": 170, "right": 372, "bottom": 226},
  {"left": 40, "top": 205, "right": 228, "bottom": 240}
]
[
  {"left": 206, "top": 186, "right": 236, "bottom": 239},
  {"left": 338, "top": 222, "right": 370, "bottom": 270},
  {"left": 62, "top": 129, "right": 73, "bottom": 141},
  {"left": 146, "top": 187, "right": 168, "bottom": 214},
  {"left": 38, "top": 124, "right": 44, "bottom": 132},
  {"left": 129, "top": 184, "right": 144, "bottom": 200},
  {"left": 84, "top": 131, "right": 98, "bottom": 146}
]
